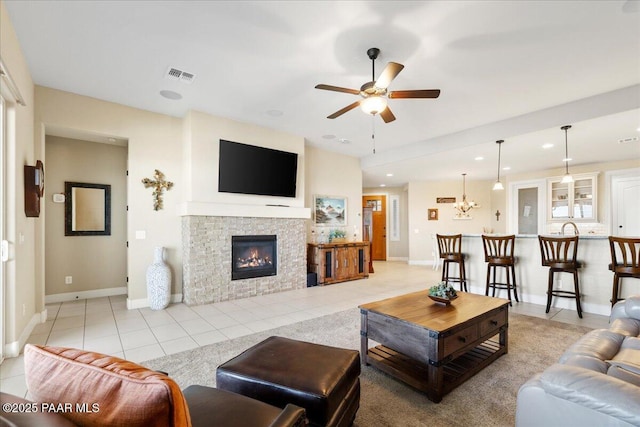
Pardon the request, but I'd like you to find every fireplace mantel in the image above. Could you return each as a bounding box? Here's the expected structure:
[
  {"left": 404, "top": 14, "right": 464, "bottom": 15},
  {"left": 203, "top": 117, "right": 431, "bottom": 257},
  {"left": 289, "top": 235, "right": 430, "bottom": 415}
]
[{"left": 178, "top": 201, "right": 311, "bottom": 219}]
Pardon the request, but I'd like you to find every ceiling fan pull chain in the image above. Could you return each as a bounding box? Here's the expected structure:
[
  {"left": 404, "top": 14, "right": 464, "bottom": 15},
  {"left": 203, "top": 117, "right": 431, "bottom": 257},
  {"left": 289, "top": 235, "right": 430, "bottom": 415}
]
[{"left": 372, "top": 116, "right": 376, "bottom": 154}]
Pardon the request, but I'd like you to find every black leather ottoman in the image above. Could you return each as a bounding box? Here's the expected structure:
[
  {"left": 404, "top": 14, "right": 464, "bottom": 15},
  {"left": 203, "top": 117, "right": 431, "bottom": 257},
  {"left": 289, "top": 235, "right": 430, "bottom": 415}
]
[{"left": 216, "top": 336, "right": 361, "bottom": 427}]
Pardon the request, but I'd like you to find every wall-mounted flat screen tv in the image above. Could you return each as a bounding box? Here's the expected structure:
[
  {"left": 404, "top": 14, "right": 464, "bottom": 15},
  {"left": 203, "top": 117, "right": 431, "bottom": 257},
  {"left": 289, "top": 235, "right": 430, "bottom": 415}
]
[{"left": 218, "top": 139, "right": 298, "bottom": 198}]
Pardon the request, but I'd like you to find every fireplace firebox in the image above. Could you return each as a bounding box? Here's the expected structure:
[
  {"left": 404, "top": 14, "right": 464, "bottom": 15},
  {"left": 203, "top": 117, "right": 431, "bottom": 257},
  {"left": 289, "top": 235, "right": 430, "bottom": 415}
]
[{"left": 231, "top": 235, "right": 277, "bottom": 280}]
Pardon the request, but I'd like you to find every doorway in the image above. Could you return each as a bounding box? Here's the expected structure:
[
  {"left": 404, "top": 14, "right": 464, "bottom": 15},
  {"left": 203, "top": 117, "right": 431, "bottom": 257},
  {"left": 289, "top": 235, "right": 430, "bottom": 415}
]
[
  {"left": 611, "top": 171, "right": 640, "bottom": 237},
  {"left": 44, "top": 133, "right": 128, "bottom": 302},
  {"left": 362, "top": 195, "right": 387, "bottom": 261}
]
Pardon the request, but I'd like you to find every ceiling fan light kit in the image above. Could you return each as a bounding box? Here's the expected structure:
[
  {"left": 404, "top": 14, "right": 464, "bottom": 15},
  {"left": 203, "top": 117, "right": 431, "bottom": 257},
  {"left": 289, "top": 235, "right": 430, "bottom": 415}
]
[
  {"left": 315, "top": 47, "right": 441, "bottom": 124},
  {"left": 360, "top": 95, "right": 387, "bottom": 115}
]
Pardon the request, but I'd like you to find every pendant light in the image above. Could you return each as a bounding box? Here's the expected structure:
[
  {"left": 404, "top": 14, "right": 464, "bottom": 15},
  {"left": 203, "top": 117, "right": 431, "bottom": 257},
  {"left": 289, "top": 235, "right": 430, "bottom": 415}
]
[
  {"left": 493, "top": 140, "right": 505, "bottom": 190},
  {"left": 561, "top": 125, "right": 573, "bottom": 184}
]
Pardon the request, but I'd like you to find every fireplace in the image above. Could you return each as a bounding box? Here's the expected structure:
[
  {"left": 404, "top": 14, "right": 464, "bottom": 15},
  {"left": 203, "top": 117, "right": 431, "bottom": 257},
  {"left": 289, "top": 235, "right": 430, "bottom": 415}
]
[{"left": 231, "top": 235, "right": 277, "bottom": 280}]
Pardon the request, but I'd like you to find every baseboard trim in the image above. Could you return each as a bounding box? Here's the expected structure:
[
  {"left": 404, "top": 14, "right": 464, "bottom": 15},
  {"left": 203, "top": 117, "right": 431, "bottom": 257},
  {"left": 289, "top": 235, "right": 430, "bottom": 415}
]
[
  {"left": 387, "top": 257, "right": 409, "bottom": 262},
  {"left": 464, "top": 287, "right": 612, "bottom": 317},
  {"left": 127, "top": 294, "right": 183, "bottom": 310},
  {"left": 45, "top": 287, "right": 127, "bottom": 304},
  {"left": 4, "top": 309, "right": 47, "bottom": 358},
  {"left": 516, "top": 292, "right": 612, "bottom": 317}
]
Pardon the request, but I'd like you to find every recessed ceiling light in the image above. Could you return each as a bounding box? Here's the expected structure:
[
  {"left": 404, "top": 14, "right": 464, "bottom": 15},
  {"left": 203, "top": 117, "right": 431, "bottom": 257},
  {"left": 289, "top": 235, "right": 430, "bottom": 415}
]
[
  {"left": 386, "top": 173, "right": 394, "bottom": 177},
  {"left": 474, "top": 156, "right": 484, "bottom": 161},
  {"left": 563, "top": 158, "right": 572, "bottom": 162},
  {"left": 159, "top": 90, "right": 182, "bottom": 100},
  {"left": 542, "top": 143, "right": 554, "bottom": 149},
  {"left": 322, "top": 134, "right": 336, "bottom": 140},
  {"left": 502, "top": 166, "right": 511, "bottom": 171},
  {"left": 338, "top": 138, "right": 350, "bottom": 144},
  {"left": 380, "top": 184, "right": 386, "bottom": 187},
  {"left": 266, "top": 109, "right": 283, "bottom": 117}
]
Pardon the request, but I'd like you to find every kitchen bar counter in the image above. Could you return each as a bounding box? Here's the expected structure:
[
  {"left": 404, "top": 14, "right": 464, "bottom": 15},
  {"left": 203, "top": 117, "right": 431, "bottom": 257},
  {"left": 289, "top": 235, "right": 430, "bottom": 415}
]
[{"left": 460, "top": 234, "right": 620, "bottom": 316}]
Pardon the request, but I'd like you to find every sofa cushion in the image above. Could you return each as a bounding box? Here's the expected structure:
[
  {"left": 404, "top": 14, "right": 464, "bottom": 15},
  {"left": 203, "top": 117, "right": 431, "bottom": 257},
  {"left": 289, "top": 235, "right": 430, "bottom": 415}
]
[
  {"left": 538, "top": 364, "right": 640, "bottom": 426},
  {"left": 622, "top": 296, "right": 640, "bottom": 320},
  {"left": 609, "top": 318, "right": 640, "bottom": 337},
  {"left": 562, "top": 355, "right": 607, "bottom": 373},
  {"left": 559, "top": 329, "right": 625, "bottom": 363},
  {"left": 607, "top": 365, "right": 640, "bottom": 387},
  {"left": 24, "top": 344, "right": 191, "bottom": 427}
]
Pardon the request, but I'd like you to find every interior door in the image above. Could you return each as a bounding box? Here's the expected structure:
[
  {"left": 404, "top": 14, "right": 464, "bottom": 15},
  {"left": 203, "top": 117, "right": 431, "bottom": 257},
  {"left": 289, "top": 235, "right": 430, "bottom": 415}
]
[
  {"left": 362, "top": 195, "right": 386, "bottom": 261},
  {"left": 612, "top": 175, "right": 640, "bottom": 236}
]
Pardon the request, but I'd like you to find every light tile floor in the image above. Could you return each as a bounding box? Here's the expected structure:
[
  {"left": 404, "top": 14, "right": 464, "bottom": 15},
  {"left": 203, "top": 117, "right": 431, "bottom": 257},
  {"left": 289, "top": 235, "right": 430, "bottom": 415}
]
[{"left": 0, "top": 261, "right": 610, "bottom": 398}]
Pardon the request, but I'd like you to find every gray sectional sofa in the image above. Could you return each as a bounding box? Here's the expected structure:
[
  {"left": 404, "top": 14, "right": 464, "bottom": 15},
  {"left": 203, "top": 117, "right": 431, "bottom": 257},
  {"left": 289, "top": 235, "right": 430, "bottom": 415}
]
[{"left": 516, "top": 295, "right": 640, "bottom": 426}]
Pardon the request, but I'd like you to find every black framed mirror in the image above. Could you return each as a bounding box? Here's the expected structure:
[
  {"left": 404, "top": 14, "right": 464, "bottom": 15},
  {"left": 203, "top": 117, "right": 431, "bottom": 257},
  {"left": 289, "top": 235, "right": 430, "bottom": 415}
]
[{"left": 65, "top": 182, "right": 111, "bottom": 236}]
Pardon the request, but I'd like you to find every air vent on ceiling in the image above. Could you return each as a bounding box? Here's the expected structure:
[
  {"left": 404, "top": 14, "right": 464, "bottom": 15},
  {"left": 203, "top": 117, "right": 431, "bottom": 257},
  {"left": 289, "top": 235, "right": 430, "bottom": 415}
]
[
  {"left": 165, "top": 67, "right": 196, "bottom": 84},
  {"left": 618, "top": 136, "right": 639, "bottom": 144}
]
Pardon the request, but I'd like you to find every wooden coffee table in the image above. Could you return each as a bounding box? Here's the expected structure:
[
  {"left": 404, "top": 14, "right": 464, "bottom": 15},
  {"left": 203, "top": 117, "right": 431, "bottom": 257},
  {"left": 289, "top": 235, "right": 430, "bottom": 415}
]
[{"left": 359, "top": 291, "right": 509, "bottom": 403}]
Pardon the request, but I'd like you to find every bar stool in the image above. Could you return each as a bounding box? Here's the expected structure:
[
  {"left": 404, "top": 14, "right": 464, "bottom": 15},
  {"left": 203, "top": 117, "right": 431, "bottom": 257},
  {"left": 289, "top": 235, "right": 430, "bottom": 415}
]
[
  {"left": 482, "top": 235, "right": 518, "bottom": 306},
  {"left": 436, "top": 234, "right": 467, "bottom": 291},
  {"left": 608, "top": 236, "right": 640, "bottom": 306},
  {"left": 538, "top": 235, "right": 582, "bottom": 318}
]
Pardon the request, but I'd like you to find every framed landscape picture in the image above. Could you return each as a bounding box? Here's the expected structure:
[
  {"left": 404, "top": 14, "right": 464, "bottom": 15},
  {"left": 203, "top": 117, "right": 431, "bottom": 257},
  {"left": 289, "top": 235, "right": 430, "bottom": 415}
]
[{"left": 314, "top": 195, "right": 347, "bottom": 226}]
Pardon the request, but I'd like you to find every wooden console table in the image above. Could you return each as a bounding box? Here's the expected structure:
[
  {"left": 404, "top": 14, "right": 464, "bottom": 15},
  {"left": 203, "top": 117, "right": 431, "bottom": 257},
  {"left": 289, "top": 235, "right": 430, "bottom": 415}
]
[
  {"left": 359, "top": 291, "right": 509, "bottom": 402},
  {"left": 307, "top": 242, "right": 369, "bottom": 285}
]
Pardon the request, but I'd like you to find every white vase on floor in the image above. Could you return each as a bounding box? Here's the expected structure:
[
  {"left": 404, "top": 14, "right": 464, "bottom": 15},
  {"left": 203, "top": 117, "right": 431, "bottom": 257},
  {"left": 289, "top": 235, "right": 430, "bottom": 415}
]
[{"left": 147, "top": 246, "right": 171, "bottom": 310}]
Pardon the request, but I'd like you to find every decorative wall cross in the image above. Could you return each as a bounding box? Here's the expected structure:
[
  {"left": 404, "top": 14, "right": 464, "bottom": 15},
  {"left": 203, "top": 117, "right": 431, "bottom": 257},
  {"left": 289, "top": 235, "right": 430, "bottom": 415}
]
[
  {"left": 142, "top": 169, "right": 174, "bottom": 211},
  {"left": 495, "top": 210, "right": 501, "bottom": 221}
]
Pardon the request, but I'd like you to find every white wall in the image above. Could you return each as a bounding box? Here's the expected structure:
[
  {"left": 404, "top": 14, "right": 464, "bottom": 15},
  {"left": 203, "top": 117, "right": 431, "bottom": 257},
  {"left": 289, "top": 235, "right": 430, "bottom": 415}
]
[
  {"left": 1, "top": 0, "right": 38, "bottom": 356},
  {"left": 305, "top": 145, "right": 363, "bottom": 240},
  {"left": 183, "top": 110, "right": 306, "bottom": 207},
  {"left": 408, "top": 178, "right": 493, "bottom": 263},
  {"left": 35, "top": 86, "right": 184, "bottom": 304}
]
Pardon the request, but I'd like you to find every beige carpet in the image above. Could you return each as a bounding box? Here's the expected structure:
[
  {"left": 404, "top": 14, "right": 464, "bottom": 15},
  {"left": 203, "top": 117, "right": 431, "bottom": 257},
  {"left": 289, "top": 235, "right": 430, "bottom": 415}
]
[{"left": 145, "top": 308, "right": 593, "bottom": 427}]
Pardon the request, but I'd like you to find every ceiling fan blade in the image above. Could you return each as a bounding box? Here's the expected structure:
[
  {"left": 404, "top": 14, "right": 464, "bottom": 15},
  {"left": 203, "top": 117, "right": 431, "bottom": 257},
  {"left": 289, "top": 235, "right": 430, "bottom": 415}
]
[
  {"left": 315, "top": 84, "right": 360, "bottom": 95},
  {"left": 327, "top": 101, "right": 361, "bottom": 119},
  {"left": 375, "top": 62, "right": 404, "bottom": 89},
  {"left": 380, "top": 106, "right": 396, "bottom": 123},
  {"left": 388, "top": 89, "right": 441, "bottom": 99}
]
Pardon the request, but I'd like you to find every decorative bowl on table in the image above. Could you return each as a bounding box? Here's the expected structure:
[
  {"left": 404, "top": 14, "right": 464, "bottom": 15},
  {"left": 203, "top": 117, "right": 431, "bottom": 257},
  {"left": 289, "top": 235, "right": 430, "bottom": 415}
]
[
  {"left": 428, "top": 282, "right": 458, "bottom": 305},
  {"left": 428, "top": 295, "right": 458, "bottom": 305}
]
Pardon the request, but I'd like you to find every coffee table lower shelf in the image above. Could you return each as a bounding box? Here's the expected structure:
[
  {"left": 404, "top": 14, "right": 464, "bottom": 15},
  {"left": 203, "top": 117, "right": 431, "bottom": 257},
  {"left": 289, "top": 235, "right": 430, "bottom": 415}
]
[{"left": 366, "top": 339, "right": 503, "bottom": 396}]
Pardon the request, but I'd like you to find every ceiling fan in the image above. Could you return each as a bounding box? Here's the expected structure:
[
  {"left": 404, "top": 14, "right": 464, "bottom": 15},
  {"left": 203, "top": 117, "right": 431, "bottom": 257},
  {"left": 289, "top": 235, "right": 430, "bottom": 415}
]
[{"left": 315, "top": 47, "right": 441, "bottom": 123}]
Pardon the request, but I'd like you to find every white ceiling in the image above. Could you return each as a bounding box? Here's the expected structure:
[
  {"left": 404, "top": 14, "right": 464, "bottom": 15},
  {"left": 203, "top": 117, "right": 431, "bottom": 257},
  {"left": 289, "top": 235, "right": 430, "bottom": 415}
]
[{"left": 5, "top": 0, "right": 640, "bottom": 187}]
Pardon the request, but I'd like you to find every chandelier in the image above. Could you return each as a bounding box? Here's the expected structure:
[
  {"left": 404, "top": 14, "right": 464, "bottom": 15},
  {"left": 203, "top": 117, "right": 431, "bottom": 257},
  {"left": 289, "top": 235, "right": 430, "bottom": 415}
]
[{"left": 454, "top": 173, "right": 476, "bottom": 219}]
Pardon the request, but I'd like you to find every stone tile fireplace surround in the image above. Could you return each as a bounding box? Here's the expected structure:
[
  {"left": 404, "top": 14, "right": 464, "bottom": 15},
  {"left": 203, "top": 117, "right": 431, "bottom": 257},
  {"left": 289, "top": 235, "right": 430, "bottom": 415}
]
[{"left": 182, "top": 215, "right": 307, "bottom": 305}]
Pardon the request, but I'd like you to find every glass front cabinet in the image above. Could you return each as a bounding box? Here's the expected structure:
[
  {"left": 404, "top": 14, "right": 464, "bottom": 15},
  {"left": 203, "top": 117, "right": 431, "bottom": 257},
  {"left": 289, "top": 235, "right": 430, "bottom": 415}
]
[{"left": 547, "top": 172, "right": 598, "bottom": 221}]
